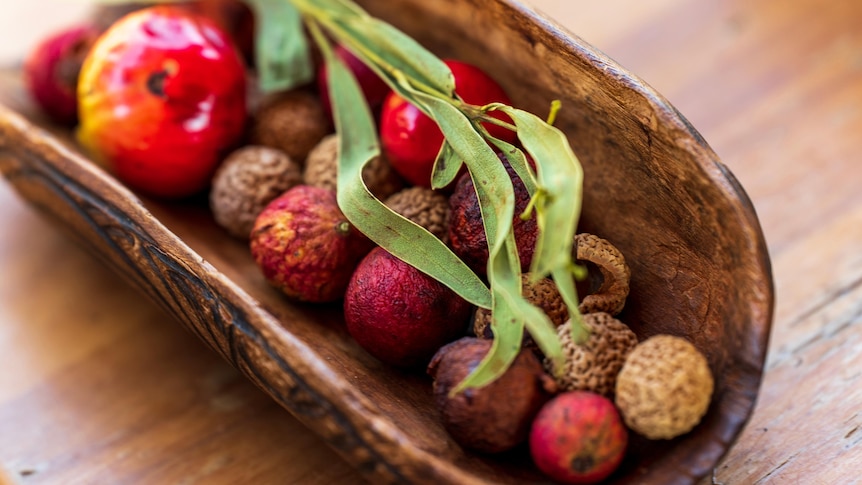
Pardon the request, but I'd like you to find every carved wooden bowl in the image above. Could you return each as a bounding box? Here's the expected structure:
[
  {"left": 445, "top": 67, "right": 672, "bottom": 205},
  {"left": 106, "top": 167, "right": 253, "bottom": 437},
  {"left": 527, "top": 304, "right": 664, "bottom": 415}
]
[{"left": 0, "top": 0, "right": 773, "bottom": 483}]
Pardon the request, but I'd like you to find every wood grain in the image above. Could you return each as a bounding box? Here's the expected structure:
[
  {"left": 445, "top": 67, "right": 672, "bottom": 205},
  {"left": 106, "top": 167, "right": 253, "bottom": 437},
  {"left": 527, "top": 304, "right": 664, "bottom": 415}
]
[{"left": 1, "top": 0, "right": 857, "bottom": 482}]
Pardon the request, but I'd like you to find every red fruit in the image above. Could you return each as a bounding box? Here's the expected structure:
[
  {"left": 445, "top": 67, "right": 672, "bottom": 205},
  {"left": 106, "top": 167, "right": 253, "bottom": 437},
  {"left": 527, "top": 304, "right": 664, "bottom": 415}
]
[
  {"left": 250, "top": 185, "right": 372, "bottom": 303},
  {"left": 318, "top": 44, "right": 390, "bottom": 117},
  {"left": 448, "top": 152, "right": 537, "bottom": 275},
  {"left": 529, "top": 391, "right": 628, "bottom": 484},
  {"left": 343, "top": 247, "right": 472, "bottom": 368},
  {"left": 24, "top": 24, "right": 99, "bottom": 125},
  {"left": 77, "top": 6, "right": 247, "bottom": 199},
  {"left": 379, "top": 60, "right": 515, "bottom": 187}
]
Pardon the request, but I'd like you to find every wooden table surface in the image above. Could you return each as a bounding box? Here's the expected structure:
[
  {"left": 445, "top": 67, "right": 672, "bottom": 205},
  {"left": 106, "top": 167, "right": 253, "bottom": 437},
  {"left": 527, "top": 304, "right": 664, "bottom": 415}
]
[{"left": 2, "top": 0, "right": 861, "bottom": 483}]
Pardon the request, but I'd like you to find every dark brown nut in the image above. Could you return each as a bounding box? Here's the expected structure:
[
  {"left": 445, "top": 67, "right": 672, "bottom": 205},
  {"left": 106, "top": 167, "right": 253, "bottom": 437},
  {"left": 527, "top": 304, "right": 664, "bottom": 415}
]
[
  {"left": 427, "top": 337, "right": 557, "bottom": 454},
  {"left": 251, "top": 89, "right": 331, "bottom": 163},
  {"left": 209, "top": 145, "right": 302, "bottom": 239},
  {"left": 544, "top": 312, "right": 638, "bottom": 397},
  {"left": 384, "top": 186, "right": 450, "bottom": 241},
  {"left": 575, "top": 233, "right": 631, "bottom": 315}
]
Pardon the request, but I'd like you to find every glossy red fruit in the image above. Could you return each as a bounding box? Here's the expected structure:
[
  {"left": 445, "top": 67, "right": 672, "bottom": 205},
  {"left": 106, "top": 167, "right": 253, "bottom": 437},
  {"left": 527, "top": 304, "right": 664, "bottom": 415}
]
[
  {"left": 24, "top": 24, "right": 99, "bottom": 125},
  {"left": 530, "top": 391, "right": 628, "bottom": 484},
  {"left": 318, "top": 44, "right": 390, "bottom": 116},
  {"left": 77, "top": 6, "right": 247, "bottom": 199},
  {"left": 379, "top": 60, "right": 515, "bottom": 187},
  {"left": 343, "top": 247, "right": 472, "bottom": 368}
]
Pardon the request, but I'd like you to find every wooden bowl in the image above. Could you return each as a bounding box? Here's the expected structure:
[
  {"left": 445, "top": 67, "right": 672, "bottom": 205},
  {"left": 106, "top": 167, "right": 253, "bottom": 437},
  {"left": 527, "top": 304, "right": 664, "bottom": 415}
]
[{"left": 0, "top": 0, "right": 773, "bottom": 483}]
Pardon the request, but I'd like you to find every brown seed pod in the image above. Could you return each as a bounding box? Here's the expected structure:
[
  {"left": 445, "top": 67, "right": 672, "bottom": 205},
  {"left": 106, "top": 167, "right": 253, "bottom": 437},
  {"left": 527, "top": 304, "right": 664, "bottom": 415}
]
[
  {"left": 427, "top": 337, "right": 557, "bottom": 454},
  {"left": 384, "top": 186, "right": 450, "bottom": 241},
  {"left": 209, "top": 146, "right": 302, "bottom": 239},
  {"left": 473, "top": 274, "right": 568, "bottom": 343},
  {"left": 575, "top": 233, "right": 631, "bottom": 315},
  {"left": 250, "top": 89, "right": 331, "bottom": 163},
  {"left": 544, "top": 312, "right": 638, "bottom": 397},
  {"left": 615, "top": 334, "right": 714, "bottom": 440},
  {"left": 303, "top": 133, "right": 403, "bottom": 199}
]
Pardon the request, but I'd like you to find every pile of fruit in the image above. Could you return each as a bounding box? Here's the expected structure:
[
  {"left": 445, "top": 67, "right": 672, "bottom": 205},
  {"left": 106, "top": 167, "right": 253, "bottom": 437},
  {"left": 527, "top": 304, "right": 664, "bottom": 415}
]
[{"left": 24, "top": 2, "right": 716, "bottom": 483}]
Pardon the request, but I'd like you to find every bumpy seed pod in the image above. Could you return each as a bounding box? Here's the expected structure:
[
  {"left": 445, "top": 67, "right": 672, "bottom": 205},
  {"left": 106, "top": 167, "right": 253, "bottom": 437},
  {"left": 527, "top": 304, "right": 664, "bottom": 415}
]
[
  {"left": 472, "top": 274, "right": 568, "bottom": 344},
  {"left": 304, "top": 133, "right": 403, "bottom": 199},
  {"left": 384, "top": 186, "right": 450, "bottom": 242},
  {"left": 575, "top": 233, "right": 631, "bottom": 315},
  {"left": 251, "top": 89, "right": 331, "bottom": 163}
]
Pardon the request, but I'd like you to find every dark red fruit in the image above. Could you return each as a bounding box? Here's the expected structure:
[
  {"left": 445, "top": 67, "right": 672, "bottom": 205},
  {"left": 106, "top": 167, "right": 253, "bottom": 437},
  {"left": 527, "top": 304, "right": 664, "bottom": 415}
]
[
  {"left": 448, "top": 152, "right": 537, "bottom": 275},
  {"left": 317, "top": 44, "right": 390, "bottom": 116},
  {"left": 428, "top": 337, "right": 557, "bottom": 454},
  {"left": 343, "top": 247, "right": 472, "bottom": 368},
  {"left": 379, "top": 60, "right": 515, "bottom": 187},
  {"left": 530, "top": 391, "right": 628, "bottom": 484},
  {"left": 24, "top": 23, "right": 98, "bottom": 125}
]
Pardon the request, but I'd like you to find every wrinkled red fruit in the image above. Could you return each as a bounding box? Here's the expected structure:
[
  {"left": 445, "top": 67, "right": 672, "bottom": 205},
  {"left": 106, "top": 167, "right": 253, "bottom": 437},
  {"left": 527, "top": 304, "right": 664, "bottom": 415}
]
[
  {"left": 380, "top": 60, "right": 515, "bottom": 187},
  {"left": 428, "top": 337, "right": 557, "bottom": 453},
  {"left": 448, "top": 152, "right": 537, "bottom": 275},
  {"left": 250, "top": 185, "right": 372, "bottom": 303},
  {"left": 24, "top": 23, "right": 98, "bottom": 125},
  {"left": 343, "top": 247, "right": 472, "bottom": 368},
  {"left": 530, "top": 391, "right": 628, "bottom": 484},
  {"left": 318, "top": 44, "right": 390, "bottom": 117}
]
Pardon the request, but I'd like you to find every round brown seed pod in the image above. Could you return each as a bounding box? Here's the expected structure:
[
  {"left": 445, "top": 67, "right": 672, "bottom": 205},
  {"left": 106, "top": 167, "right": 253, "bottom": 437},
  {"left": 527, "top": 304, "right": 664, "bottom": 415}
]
[
  {"left": 615, "top": 334, "right": 714, "bottom": 440},
  {"left": 250, "top": 89, "right": 331, "bottom": 163},
  {"left": 473, "top": 274, "right": 568, "bottom": 343},
  {"left": 427, "top": 337, "right": 557, "bottom": 454},
  {"left": 575, "top": 233, "right": 631, "bottom": 315},
  {"left": 209, "top": 145, "right": 302, "bottom": 239},
  {"left": 544, "top": 312, "right": 638, "bottom": 397},
  {"left": 384, "top": 186, "right": 450, "bottom": 241},
  {"left": 304, "top": 134, "right": 402, "bottom": 199}
]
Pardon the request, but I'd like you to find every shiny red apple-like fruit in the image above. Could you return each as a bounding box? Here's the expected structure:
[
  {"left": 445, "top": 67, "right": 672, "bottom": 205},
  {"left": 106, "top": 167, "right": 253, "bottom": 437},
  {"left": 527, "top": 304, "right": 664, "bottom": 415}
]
[{"left": 77, "top": 6, "right": 247, "bottom": 199}]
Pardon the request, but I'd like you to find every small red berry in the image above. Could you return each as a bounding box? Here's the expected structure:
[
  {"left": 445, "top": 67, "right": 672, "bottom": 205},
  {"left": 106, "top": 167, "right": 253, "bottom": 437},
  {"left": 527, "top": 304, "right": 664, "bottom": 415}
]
[
  {"left": 379, "top": 60, "right": 515, "bottom": 187},
  {"left": 530, "top": 391, "right": 628, "bottom": 484}
]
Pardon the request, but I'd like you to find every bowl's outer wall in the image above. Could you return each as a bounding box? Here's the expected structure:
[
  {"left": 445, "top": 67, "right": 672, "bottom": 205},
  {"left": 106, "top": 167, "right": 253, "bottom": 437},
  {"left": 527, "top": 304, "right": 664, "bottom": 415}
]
[{"left": 0, "top": 0, "right": 773, "bottom": 483}]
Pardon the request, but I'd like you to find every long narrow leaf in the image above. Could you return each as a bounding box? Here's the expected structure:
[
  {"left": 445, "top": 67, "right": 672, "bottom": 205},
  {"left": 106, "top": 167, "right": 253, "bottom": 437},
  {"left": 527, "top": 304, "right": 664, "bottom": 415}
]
[{"left": 247, "top": 0, "right": 313, "bottom": 93}]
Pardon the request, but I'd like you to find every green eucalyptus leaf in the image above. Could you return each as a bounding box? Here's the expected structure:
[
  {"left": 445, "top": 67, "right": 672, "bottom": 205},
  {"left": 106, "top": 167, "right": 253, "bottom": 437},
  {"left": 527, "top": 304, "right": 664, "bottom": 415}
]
[
  {"left": 247, "top": 0, "right": 313, "bottom": 93},
  {"left": 430, "top": 142, "right": 463, "bottom": 190},
  {"left": 317, "top": 28, "right": 491, "bottom": 309},
  {"left": 487, "top": 135, "right": 537, "bottom": 197}
]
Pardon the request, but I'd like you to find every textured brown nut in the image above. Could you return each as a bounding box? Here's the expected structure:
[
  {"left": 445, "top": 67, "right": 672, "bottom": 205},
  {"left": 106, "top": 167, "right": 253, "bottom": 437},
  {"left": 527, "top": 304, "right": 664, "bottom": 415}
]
[
  {"left": 427, "top": 337, "right": 557, "bottom": 454},
  {"left": 544, "top": 312, "right": 638, "bottom": 397},
  {"left": 250, "top": 89, "right": 331, "bottom": 163},
  {"left": 615, "top": 334, "right": 714, "bottom": 440},
  {"left": 209, "top": 146, "right": 302, "bottom": 239},
  {"left": 384, "top": 187, "right": 450, "bottom": 241},
  {"left": 473, "top": 274, "right": 568, "bottom": 343},
  {"left": 304, "top": 134, "right": 403, "bottom": 199},
  {"left": 575, "top": 233, "right": 631, "bottom": 315}
]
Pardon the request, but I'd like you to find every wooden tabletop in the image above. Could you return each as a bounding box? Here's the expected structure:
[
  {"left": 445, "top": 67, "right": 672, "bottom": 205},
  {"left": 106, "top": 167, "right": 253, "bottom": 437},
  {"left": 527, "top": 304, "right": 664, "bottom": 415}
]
[{"left": 1, "top": 0, "right": 860, "bottom": 483}]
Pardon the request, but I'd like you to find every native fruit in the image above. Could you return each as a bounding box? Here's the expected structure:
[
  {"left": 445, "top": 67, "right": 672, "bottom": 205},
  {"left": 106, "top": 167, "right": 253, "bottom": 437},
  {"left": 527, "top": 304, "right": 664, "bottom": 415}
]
[
  {"left": 210, "top": 145, "right": 303, "bottom": 239},
  {"left": 251, "top": 89, "right": 332, "bottom": 163},
  {"left": 383, "top": 186, "right": 450, "bottom": 241},
  {"left": 25, "top": 23, "right": 98, "bottom": 125},
  {"left": 303, "top": 133, "right": 403, "bottom": 199},
  {"left": 77, "top": 6, "right": 247, "bottom": 199},
  {"left": 427, "top": 337, "right": 557, "bottom": 454},
  {"left": 448, "top": 153, "right": 537, "bottom": 274},
  {"left": 379, "top": 60, "right": 515, "bottom": 187},
  {"left": 250, "top": 185, "right": 372, "bottom": 303},
  {"left": 615, "top": 335, "right": 714, "bottom": 440},
  {"left": 344, "top": 247, "right": 472, "bottom": 368},
  {"left": 530, "top": 391, "right": 628, "bottom": 484}
]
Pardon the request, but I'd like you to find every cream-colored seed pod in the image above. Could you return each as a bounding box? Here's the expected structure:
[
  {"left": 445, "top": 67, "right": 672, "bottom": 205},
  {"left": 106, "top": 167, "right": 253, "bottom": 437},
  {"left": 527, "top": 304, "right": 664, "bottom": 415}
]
[
  {"left": 615, "top": 334, "right": 714, "bottom": 440},
  {"left": 304, "top": 134, "right": 402, "bottom": 199},
  {"left": 543, "top": 312, "right": 638, "bottom": 396},
  {"left": 209, "top": 146, "right": 303, "bottom": 239}
]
